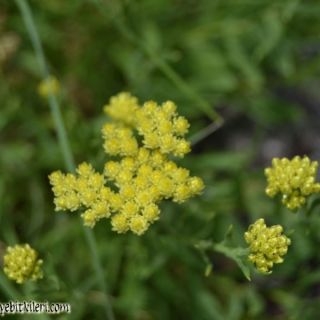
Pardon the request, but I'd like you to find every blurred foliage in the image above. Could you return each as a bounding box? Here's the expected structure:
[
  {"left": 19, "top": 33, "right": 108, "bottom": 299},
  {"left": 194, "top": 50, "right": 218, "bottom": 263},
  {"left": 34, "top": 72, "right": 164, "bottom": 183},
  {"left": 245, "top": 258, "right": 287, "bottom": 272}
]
[{"left": 1, "top": 0, "right": 320, "bottom": 319}]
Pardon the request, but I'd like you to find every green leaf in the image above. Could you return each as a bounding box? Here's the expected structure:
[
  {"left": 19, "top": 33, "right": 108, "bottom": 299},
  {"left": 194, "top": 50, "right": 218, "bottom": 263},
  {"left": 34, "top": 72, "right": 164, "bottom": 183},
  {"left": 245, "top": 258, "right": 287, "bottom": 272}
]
[{"left": 213, "top": 243, "right": 251, "bottom": 281}]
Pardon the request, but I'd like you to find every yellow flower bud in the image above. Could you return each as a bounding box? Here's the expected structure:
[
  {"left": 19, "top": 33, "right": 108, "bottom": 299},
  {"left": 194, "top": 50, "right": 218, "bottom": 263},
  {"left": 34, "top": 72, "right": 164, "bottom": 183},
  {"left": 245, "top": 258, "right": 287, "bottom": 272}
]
[
  {"left": 3, "top": 244, "right": 43, "bottom": 284},
  {"left": 104, "top": 92, "right": 139, "bottom": 125},
  {"left": 111, "top": 214, "right": 129, "bottom": 233},
  {"left": 188, "top": 177, "right": 205, "bottom": 195},
  {"left": 162, "top": 101, "right": 176, "bottom": 115},
  {"left": 104, "top": 161, "right": 121, "bottom": 180},
  {"left": 265, "top": 156, "right": 320, "bottom": 210},
  {"left": 142, "top": 203, "right": 160, "bottom": 223},
  {"left": 77, "top": 162, "right": 94, "bottom": 177},
  {"left": 174, "top": 116, "right": 190, "bottom": 135},
  {"left": 173, "top": 140, "right": 191, "bottom": 157},
  {"left": 122, "top": 201, "right": 139, "bottom": 218},
  {"left": 38, "top": 75, "right": 60, "bottom": 97},
  {"left": 130, "top": 216, "right": 148, "bottom": 235},
  {"left": 244, "top": 218, "right": 291, "bottom": 274}
]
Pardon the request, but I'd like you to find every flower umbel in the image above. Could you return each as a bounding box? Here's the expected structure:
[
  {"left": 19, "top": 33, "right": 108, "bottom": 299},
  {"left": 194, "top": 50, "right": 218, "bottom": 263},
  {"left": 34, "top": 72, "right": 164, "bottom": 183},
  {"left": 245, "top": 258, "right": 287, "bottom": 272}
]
[
  {"left": 3, "top": 244, "right": 43, "bottom": 284},
  {"left": 244, "top": 218, "right": 291, "bottom": 274},
  {"left": 265, "top": 156, "right": 320, "bottom": 210},
  {"left": 49, "top": 92, "right": 204, "bottom": 235}
]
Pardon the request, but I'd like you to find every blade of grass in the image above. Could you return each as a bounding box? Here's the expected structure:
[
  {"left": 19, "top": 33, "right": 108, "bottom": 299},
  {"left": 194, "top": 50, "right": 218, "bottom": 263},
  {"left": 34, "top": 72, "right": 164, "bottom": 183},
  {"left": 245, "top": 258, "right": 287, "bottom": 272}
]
[{"left": 14, "top": 1, "right": 115, "bottom": 319}]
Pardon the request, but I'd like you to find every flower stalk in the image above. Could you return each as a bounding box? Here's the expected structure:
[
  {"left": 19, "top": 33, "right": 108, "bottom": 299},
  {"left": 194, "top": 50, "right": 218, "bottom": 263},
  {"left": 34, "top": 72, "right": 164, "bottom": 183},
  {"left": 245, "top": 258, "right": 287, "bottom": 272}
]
[{"left": 15, "top": 1, "right": 115, "bottom": 319}]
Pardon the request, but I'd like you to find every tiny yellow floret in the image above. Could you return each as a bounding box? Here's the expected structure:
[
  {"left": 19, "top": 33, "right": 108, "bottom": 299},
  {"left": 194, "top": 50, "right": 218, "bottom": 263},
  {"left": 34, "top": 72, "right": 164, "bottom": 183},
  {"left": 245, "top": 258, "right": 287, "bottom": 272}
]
[
  {"left": 244, "top": 218, "right": 291, "bottom": 274},
  {"left": 111, "top": 214, "right": 129, "bottom": 233},
  {"left": 130, "top": 216, "right": 148, "bottom": 235},
  {"left": 3, "top": 244, "right": 43, "bottom": 284}
]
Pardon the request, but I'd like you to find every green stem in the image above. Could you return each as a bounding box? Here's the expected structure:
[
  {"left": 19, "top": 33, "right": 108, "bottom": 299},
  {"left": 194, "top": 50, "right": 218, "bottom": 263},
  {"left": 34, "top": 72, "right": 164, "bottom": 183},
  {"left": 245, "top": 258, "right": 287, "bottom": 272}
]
[
  {"left": 15, "top": 1, "right": 115, "bottom": 319},
  {"left": 84, "top": 228, "right": 114, "bottom": 320},
  {"left": 190, "top": 121, "right": 224, "bottom": 146},
  {"left": 15, "top": 0, "right": 74, "bottom": 172},
  {"left": 146, "top": 50, "right": 223, "bottom": 122}
]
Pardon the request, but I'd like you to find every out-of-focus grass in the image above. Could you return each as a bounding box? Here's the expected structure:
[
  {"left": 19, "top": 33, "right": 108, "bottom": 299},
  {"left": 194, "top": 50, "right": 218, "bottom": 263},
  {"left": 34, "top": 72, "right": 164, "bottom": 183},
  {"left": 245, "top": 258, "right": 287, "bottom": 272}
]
[{"left": 1, "top": 0, "right": 320, "bottom": 319}]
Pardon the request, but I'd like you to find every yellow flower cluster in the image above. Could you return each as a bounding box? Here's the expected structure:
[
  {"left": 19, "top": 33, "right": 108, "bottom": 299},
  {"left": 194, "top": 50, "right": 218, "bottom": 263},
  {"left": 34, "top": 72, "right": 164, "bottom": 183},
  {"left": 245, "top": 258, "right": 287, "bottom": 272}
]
[
  {"left": 49, "top": 92, "right": 204, "bottom": 235},
  {"left": 49, "top": 163, "right": 113, "bottom": 227},
  {"left": 265, "top": 156, "right": 320, "bottom": 210},
  {"left": 135, "top": 101, "right": 190, "bottom": 157},
  {"left": 244, "top": 219, "right": 291, "bottom": 274},
  {"left": 104, "top": 93, "right": 191, "bottom": 157},
  {"left": 3, "top": 244, "right": 43, "bottom": 284},
  {"left": 38, "top": 75, "right": 60, "bottom": 97},
  {"left": 104, "top": 92, "right": 139, "bottom": 125},
  {"left": 102, "top": 123, "right": 138, "bottom": 156}
]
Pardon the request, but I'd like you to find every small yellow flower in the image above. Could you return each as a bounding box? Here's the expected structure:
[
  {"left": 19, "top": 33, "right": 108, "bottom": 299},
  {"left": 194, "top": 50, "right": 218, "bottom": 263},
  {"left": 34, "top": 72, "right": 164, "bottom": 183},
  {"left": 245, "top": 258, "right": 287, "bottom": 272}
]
[
  {"left": 38, "top": 75, "right": 60, "bottom": 97},
  {"left": 244, "top": 218, "right": 291, "bottom": 274},
  {"left": 174, "top": 117, "right": 190, "bottom": 135},
  {"left": 3, "top": 244, "right": 43, "bottom": 284},
  {"left": 130, "top": 215, "right": 148, "bottom": 235},
  {"left": 49, "top": 92, "right": 204, "bottom": 235},
  {"left": 142, "top": 203, "right": 160, "bottom": 223},
  {"left": 102, "top": 123, "right": 138, "bottom": 156},
  {"left": 265, "top": 156, "right": 320, "bottom": 210},
  {"left": 111, "top": 214, "right": 129, "bottom": 233},
  {"left": 49, "top": 162, "right": 112, "bottom": 227},
  {"left": 104, "top": 92, "right": 139, "bottom": 125},
  {"left": 188, "top": 177, "right": 205, "bottom": 194},
  {"left": 104, "top": 161, "right": 121, "bottom": 180},
  {"left": 135, "top": 100, "right": 191, "bottom": 157}
]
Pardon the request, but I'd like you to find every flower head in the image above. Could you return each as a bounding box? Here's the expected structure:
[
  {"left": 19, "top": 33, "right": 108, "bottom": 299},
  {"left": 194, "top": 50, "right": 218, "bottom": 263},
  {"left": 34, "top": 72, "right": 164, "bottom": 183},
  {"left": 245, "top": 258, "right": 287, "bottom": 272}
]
[
  {"left": 244, "top": 218, "right": 291, "bottom": 274},
  {"left": 3, "top": 244, "right": 43, "bottom": 284},
  {"left": 104, "top": 92, "right": 139, "bottom": 125},
  {"left": 265, "top": 156, "right": 320, "bottom": 210},
  {"left": 101, "top": 123, "right": 138, "bottom": 156},
  {"left": 49, "top": 92, "right": 204, "bottom": 235},
  {"left": 135, "top": 101, "right": 190, "bottom": 157},
  {"left": 38, "top": 75, "right": 60, "bottom": 97}
]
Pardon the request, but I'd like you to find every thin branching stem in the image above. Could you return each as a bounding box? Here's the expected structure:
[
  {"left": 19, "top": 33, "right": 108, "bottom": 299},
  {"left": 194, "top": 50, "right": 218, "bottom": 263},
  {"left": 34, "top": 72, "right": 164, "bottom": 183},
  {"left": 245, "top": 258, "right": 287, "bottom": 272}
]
[
  {"left": 190, "top": 121, "right": 225, "bottom": 146},
  {"left": 15, "top": 1, "right": 115, "bottom": 319}
]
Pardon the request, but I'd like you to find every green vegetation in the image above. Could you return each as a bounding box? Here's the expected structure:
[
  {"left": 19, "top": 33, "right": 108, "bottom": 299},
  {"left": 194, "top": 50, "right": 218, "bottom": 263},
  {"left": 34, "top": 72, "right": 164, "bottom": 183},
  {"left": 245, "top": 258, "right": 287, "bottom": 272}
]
[{"left": 1, "top": 0, "right": 320, "bottom": 319}]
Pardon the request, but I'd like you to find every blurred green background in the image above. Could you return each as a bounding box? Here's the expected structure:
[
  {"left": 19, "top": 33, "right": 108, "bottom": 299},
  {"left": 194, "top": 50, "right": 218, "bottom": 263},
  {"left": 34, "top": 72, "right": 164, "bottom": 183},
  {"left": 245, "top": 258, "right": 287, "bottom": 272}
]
[{"left": 1, "top": 0, "right": 320, "bottom": 319}]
